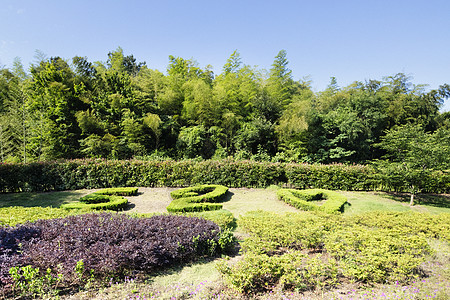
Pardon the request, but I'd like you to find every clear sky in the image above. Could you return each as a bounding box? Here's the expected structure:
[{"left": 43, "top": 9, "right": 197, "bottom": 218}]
[{"left": 1, "top": 0, "right": 449, "bottom": 111}]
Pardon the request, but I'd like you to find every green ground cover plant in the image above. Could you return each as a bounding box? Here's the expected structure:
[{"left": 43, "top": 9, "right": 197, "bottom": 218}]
[
  {"left": 185, "top": 209, "right": 237, "bottom": 230},
  {"left": 167, "top": 184, "right": 228, "bottom": 212},
  {"left": 216, "top": 210, "right": 448, "bottom": 296},
  {"left": 277, "top": 188, "right": 348, "bottom": 213}
]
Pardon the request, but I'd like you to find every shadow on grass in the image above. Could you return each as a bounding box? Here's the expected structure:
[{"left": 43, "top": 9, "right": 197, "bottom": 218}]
[
  {"left": 220, "top": 191, "right": 234, "bottom": 203},
  {"left": 386, "top": 192, "right": 450, "bottom": 209},
  {"left": 0, "top": 191, "right": 85, "bottom": 208}
]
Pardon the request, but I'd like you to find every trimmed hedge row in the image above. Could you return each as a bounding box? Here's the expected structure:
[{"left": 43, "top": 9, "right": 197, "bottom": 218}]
[
  {"left": 61, "top": 187, "right": 136, "bottom": 211},
  {"left": 167, "top": 184, "right": 228, "bottom": 213},
  {"left": 0, "top": 159, "right": 448, "bottom": 193},
  {"left": 277, "top": 189, "right": 348, "bottom": 213}
]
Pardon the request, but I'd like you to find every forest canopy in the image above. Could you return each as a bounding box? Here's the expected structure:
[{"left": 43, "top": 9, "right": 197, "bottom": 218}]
[{"left": 1, "top": 48, "right": 449, "bottom": 167}]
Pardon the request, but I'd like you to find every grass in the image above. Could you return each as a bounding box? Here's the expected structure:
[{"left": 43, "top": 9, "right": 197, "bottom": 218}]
[
  {"left": 0, "top": 190, "right": 90, "bottom": 208},
  {"left": 341, "top": 191, "right": 450, "bottom": 215},
  {"left": 222, "top": 187, "right": 299, "bottom": 217}
]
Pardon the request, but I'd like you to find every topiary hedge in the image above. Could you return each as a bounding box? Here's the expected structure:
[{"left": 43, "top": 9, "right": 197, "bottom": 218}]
[
  {"left": 277, "top": 188, "right": 347, "bottom": 213},
  {"left": 167, "top": 184, "right": 228, "bottom": 213},
  {"left": 61, "top": 187, "right": 136, "bottom": 211}
]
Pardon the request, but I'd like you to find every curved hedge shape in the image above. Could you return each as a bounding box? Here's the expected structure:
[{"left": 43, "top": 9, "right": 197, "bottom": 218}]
[
  {"left": 167, "top": 184, "right": 228, "bottom": 213},
  {"left": 62, "top": 187, "right": 137, "bottom": 211},
  {"left": 277, "top": 188, "right": 347, "bottom": 213}
]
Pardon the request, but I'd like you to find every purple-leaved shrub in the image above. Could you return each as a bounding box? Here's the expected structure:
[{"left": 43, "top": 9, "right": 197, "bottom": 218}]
[{"left": 0, "top": 213, "right": 231, "bottom": 295}]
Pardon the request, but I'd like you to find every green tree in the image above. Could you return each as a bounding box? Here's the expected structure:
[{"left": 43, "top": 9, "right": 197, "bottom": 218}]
[
  {"left": 0, "top": 59, "right": 31, "bottom": 162},
  {"left": 176, "top": 125, "right": 215, "bottom": 159},
  {"left": 375, "top": 124, "right": 450, "bottom": 205},
  {"left": 265, "top": 50, "right": 296, "bottom": 110},
  {"left": 28, "top": 57, "right": 83, "bottom": 159}
]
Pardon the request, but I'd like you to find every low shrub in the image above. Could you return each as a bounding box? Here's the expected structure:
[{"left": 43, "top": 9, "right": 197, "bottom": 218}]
[
  {"left": 277, "top": 188, "right": 347, "bottom": 213},
  {"left": 237, "top": 211, "right": 341, "bottom": 253},
  {"left": 216, "top": 251, "right": 338, "bottom": 293},
  {"left": 218, "top": 210, "right": 446, "bottom": 294},
  {"left": 347, "top": 211, "right": 450, "bottom": 242},
  {"left": 325, "top": 225, "right": 433, "bottom": 283},
  {"left": 61, "top": 188, "right": 137, "bottom": 211},
  {"left": 185, "top": 209, "right": 237, "bottom": 230},
  {"left": 92, "top": 187, "right": 138, "bottom": 196},
  {"left": 167, "top": 185, "right": 228, "bottom": 213},
  {"left": 62, "top": 195, "right": 128, "bottom": 211},
  {"left": 0, "top": 213, "right": 233, "bottom": 297}
]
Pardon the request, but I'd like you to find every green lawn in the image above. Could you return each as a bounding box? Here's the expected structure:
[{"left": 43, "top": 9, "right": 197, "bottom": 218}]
[
  {"left": 0, "top": 189, "right": 89, "bottom": 208},
  {"left": 340, "top": 191, "right": 450, "bottom": 215}
]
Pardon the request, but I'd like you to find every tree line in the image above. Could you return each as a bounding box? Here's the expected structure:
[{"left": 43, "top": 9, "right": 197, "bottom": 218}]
[{"left": 1, "top": 48, "right": 449, "bottom": 168}]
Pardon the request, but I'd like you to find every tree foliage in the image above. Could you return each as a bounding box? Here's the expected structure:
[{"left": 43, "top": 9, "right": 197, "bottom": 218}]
[{"left": 0, "top": 49, "right": 448, "bottom": 165}]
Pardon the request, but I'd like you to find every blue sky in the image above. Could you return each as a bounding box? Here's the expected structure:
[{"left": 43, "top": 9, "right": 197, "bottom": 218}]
[{"left": 1, "top": 0, "right": 449, "bottom": 111}]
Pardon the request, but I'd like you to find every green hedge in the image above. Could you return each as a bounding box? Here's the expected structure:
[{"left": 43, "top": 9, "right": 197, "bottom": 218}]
[
  {"left": 90, "top": 187, "right": 138, "bottom": 196},
  {"left": 0, "top": 159, "right": 448, "bottom": 193},
  {"left": 167, "top": 184, "right": 228, "bottom": 213},
  {"left": 61, "top": 187, "right": 135, "bottom": 211},
  {"left": 277, "top": 189, "right": 348, "bottom": 213}
]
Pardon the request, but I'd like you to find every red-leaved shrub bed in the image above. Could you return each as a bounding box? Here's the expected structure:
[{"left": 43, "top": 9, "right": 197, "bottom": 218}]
[{"left": 0, "top": 213, "right": 233, "bottom": 297}]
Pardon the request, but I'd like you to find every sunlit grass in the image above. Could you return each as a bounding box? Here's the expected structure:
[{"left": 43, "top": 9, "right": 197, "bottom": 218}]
[{"left": 0, "top": 189, "right": 89, "bottom": 208}]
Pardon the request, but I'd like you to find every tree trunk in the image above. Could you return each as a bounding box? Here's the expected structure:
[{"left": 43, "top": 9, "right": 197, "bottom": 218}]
[{"left": 409, "top": 186, "right": 415, "bottom": 206}]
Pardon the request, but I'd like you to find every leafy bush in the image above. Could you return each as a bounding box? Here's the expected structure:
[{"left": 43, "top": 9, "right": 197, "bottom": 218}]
[
  {"left": 347, "top": 211, "right": 450, "bottom": 242},
  {"left": 62, "top": 195, "right": 128, "bottom": 211},
  {"left": 277, "top": 188, "right": 347, "bottom": 213},
  {"left": 92, "top": 187, "right": 138, "bottom": 196},
  {"left": 217, "top": 210, "right": 447, "bottom": 294},
  {"left": 325, "top": 225, "right": 433, "bottom": 283},
  {"left": 216, "top": 251, "right": 338, "bottom": 293},
  {"left": 237, "top": 211, "right": 340, "bottom": 253},
  {"left": 167, "top": 184, "right": 228, "bottom": 213},
  {"left": 185, "top": 209, "right": 237, "bottom": 230},
  {"left": 0, "top": 213, "right": 233, "bottom": 296}
]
